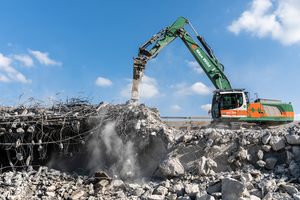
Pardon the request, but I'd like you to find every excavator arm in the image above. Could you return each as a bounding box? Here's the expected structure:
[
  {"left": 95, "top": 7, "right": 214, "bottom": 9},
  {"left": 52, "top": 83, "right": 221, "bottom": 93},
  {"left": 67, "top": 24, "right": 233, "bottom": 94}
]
[{"left": 131, "top": 17, "right": 232, "bottom": 101}]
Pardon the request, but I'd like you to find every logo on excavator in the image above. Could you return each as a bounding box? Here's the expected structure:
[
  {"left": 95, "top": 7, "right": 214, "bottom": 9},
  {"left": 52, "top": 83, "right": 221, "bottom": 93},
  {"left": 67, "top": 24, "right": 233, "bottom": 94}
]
[{"left": 194, "top": 46, "right": 211, "bottom": 68}]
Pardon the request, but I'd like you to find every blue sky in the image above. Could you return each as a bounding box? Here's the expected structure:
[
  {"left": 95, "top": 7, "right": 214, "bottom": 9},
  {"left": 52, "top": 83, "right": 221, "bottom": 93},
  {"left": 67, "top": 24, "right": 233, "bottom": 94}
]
[{"left": 1, "top": 0, "right": 300, "bottom": 119}]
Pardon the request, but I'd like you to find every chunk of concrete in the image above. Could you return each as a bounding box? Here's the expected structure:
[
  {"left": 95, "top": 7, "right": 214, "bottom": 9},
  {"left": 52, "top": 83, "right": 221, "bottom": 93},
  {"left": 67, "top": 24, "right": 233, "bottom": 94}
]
[
  {"left": 280, "top": 184, "right": 298, "bottom": 196},
  {"left": 159, "top": 156, "right": 184, "bottom": 177},
  {"left": 240, "top": 173, "right": 253, "bottom": 183},
  {"left": 196, "top": 194, "right": 215, "bottom": 200},
  {"left": 257, "top": 160, "right": 266, "bottom": 168},
  {"left": 289, "top": 163, "right": 300, "bottom": 177},
  {"left": 262, "top": 145, "right": 271, "bottom": 152},
  {"left": 147, "top": 195, "right": 165, "bottom": 200},
  {"left": 207, "top": 182, "right": 221, "bottom": 195},
  {"left": 198, "top": 157, "right": 208, "bottom": 175},
  {"left": 184, "top": 183, "right": 200, "bottom": 198},
  {"left": 262, "top": 133, "right": 271, "bottom": 144},
  {"left": 262, "top": 192, "right": 293, "bottom": 200},
  {"left": 257, "top": 150, "right": 264, "bottom": 160},
  {"left": 209, "top": 130, "right": 221, "bottom": 141},
  {"left": 222, "top": 178, "right": 245, "bottom": 200},
  {"left": 293, "top": 193, "right": 300, "bottom": 200},
  {"left": 269, "top": 136, "right": 285, "bottom": 151},
  {"left": 286, "top": 135, "right": 300, "bottom": 145},
  {"left": 153, "top": 185, "right": 168, "bottom": 196},
  {"left": 264, "top": 157, "right": 277, "bottom": 170}
]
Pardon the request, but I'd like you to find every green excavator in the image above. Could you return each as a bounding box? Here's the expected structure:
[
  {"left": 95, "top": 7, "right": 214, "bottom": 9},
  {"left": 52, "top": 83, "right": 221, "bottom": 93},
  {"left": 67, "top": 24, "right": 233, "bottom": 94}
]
[{"left": 131, "top": 17, "right": 294, "bottom": 127}]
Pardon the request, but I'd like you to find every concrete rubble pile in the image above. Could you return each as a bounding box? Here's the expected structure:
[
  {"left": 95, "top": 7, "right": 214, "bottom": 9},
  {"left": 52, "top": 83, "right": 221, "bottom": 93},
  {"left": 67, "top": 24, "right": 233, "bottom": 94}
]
[{"left": 1, "top": 101, "right": 300, "bottom": 199}]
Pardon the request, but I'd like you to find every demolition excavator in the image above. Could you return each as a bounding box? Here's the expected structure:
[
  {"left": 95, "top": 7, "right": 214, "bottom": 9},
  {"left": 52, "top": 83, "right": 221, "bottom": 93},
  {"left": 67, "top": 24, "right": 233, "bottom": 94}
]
[{"left": 131, "top": 17, "right": 294, "bottom": 126}]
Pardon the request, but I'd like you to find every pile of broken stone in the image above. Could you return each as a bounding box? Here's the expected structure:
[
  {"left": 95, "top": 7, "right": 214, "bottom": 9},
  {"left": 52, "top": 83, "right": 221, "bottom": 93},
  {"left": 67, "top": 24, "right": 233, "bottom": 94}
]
[{"left": 1, "top": 101, "right": 300, "bottom": 199}]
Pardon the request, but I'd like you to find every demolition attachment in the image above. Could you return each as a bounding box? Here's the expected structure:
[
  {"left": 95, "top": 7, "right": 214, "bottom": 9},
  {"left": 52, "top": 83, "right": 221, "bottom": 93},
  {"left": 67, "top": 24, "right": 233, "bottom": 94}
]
[{"left": 131, "top": 57, "right": 147, "bottom": 101}]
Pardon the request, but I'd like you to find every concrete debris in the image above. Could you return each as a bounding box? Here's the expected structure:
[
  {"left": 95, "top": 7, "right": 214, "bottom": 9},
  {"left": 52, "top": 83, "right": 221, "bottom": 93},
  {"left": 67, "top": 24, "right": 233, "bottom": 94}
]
[
  {"left": 222, "top": 178, "right": 245, "bottom": 200},
  {"left": 159, "top": 155, "right": 185, "bottom": 177},
  {"left": 264, "top": 157, "right": 278, "bottom": 170},
  {"left": 269, "top": 135, "right": 286, "bottom": 151},
  {"left": 1, "top": 102, "right": 300, "bottom": 199}
]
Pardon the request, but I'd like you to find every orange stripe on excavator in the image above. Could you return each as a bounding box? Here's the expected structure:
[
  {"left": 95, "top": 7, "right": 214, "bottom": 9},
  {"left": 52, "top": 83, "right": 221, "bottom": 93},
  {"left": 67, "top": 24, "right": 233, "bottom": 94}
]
[{"left": 221, "top": 110, "right": 248, "bottom": 116}]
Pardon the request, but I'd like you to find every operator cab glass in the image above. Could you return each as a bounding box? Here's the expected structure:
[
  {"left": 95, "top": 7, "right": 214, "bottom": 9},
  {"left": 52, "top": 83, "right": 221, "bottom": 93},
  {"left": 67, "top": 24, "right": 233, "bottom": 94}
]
[
  {"left": 221, "top": 93, "right": 243, "bottom": 110},
  {"left": 212, "top": 91, "right": 246, "bottom": 120}
]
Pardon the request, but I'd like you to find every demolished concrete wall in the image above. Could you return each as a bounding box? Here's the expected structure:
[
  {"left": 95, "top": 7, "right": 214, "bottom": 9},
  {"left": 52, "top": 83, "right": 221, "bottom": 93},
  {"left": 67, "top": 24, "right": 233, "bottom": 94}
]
[{"left": 1, "top": 101, "right": 300, "bottom": 199}]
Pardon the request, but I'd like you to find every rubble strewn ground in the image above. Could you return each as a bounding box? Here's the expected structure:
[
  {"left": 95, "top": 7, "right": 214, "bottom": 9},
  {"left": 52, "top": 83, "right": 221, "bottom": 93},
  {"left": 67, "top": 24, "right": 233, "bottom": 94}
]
[{"left": 1, "top": 101, "right": 300, "bottom": 199}]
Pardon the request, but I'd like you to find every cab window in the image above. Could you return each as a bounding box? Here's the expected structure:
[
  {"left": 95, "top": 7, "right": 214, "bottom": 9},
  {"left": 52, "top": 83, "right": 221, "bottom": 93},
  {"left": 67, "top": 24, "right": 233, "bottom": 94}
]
[{"left": 221, "top": 93, "right": 243, "bottom": 110}]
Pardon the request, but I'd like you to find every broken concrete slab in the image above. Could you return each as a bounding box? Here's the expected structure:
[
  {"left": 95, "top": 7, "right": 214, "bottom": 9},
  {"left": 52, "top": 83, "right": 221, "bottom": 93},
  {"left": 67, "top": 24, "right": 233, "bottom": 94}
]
[{"left": 159, "top": 155, "right": 185, "bottom": 177}]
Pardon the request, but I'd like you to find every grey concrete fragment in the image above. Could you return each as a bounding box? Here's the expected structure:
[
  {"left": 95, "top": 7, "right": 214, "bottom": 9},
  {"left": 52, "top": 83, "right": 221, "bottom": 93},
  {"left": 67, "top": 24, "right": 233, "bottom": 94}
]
[
  {"left": 206, "top": 139, "right": 214, "bottom": 147},
  {"left": 238, "top": 148, "right": 249, "bottom": 160},
  {"left": 262, "top": 192, "right": 293, "bottom": 200},
  {"left": 210, "top": 146, "right": 221, "bottom": 154},
  {"left": 168, "top": 194, "right": 177, "bottom": 200},
  {"left": 112, "top": 179, "right": 125, "bottom": 189},
  {"left": 181, "top": 195, "right": 192, "bottom": 200},
  {"left": 222, "top": 178, "right": 245, "bottom": 200},
  {"left": 16, "top": 128, "right": 24, "bottom": 134},
  {"left": 198, "top": 157, "right": 208, "bottom": 175},
  {"left": 264, "top": 157, "right": 277, "bottom": 170},
  {"left": 132, "top": 187, "right": 145, "bottom": 196},
  {"left": 147, "top": 195, "right": 165, "bottom": 200},
  {"left": 247, "top": 195, "right": 261, "bottom": 200},
  {"left": 257, "top": 160, "right": 266, "bottom": 168},
  {"left": 280, "top": 184, "right": 298, "bottom": 196},
  {"left": 153, "top": 185, "right": 168, "bottom": 196},
  {"left": 262, "top": 133, "right": 271, "bottom": 144},
  {"left": 249, "top": 189, "right": 262, "bottom": 199},
  {"left": 269, "top": 136, "right": 285, "bottom": 151},
  {"left": 294, "top": 193, "right": 300, "bottom": 200},
  {"left": 196, "top": 194, "right": 215, "bottom": 200},
  {"left": 208, "top": 130, "right": 221, "bottom": 141},
  {"left": 45, "top": 192, "right": 55, "bottom": 197},
  {"left": 207, "top": 182, "right": 221, "bottom": 195},
  {"left": 184, "top": 183, "right": 199, "bottom": 198},
  {"left": 69, "top": 190, "right": 85, "bottom": 200},
  {"left": 262, "top": 145, "right": 271, "bottom": 152},
  {"left": 257, "top": 150, "right": 264, "bottom": 160},
  {"left": 293, "top": 146, "right": 300, "bottom": 157},
  {"left": 206, "top": 158, "right": 217, "bottom": 169},
  {"left": 46, "top": 185, "right": 56, "bottom": 192},
  {"left": 171, "top": 183, "right": 184, "bottom": 196},
  {"left": 240, "top": 173, "right": 252, "bottom": 183},
  {"left": 286, "top": 134, "right": 300, "bottom": 145},
  {"left": 159, "top": 155, "right": 184, "bottom": 177}
]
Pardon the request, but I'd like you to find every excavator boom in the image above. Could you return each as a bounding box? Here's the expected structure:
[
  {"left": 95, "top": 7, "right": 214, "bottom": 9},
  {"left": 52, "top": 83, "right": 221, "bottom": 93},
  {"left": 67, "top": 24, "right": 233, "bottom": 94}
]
[{"left": 131, "top": 17, "right": 231, "bottom": 101}]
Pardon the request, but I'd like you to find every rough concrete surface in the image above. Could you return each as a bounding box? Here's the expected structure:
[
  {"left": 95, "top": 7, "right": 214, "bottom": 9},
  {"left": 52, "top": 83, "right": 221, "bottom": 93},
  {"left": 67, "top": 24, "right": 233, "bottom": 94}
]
[{"left": 1, "top": 102, "right": 300, "bottom": 199}]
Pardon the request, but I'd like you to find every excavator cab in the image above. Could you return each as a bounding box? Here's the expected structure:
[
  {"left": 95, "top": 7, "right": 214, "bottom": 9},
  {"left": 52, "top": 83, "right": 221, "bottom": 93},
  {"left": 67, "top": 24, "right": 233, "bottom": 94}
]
[{"left": 212, "top": 89, "right": 249, "bottom": 121}]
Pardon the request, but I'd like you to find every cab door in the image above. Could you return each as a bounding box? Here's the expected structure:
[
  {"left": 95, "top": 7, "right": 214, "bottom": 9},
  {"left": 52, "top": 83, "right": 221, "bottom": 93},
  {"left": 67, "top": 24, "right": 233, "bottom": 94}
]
[{"left": 220, "top": 92, "right": 247, "bottom": 118}]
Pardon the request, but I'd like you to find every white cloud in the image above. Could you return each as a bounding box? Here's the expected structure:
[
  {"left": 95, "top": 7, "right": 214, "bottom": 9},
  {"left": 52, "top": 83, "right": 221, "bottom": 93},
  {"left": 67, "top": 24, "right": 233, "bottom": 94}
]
[
  {"left": 295, "top": 114, "right": 300, "bottom": 120},
  {"left": 121, "top": 75, "right": 159, "bottom": 99},
  {"left": 200, "top": 104, "right": 212, "bottom": 112},
  {"left": 95, "top": 77, "right": 113, "bottom": 87},
  {"left": 170, "top": 105, "right": 182, "bottom": 111},
  {"left": 7, "top": 43, "right": 12, "bottom": 46},
  {"left": 14, "top": 54, "right": 34, "bottom": 67},
  {"left": 170, "top": 82, "right": 187, "bottom": 89},
  {"left": 29, "top": 49, "right": 62, "bottom": 66},
  {"left": 185, "top": 60, "right": 203, "bottom": 73},
  {"left": 0, "top": 53, "right": 31, "bottom": 83},
  {"left": 228, "top": 0, "right": 300, "bottom": 45},
  {"left": 175, "top": 82, "right": 212, "bottom": 96}
]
